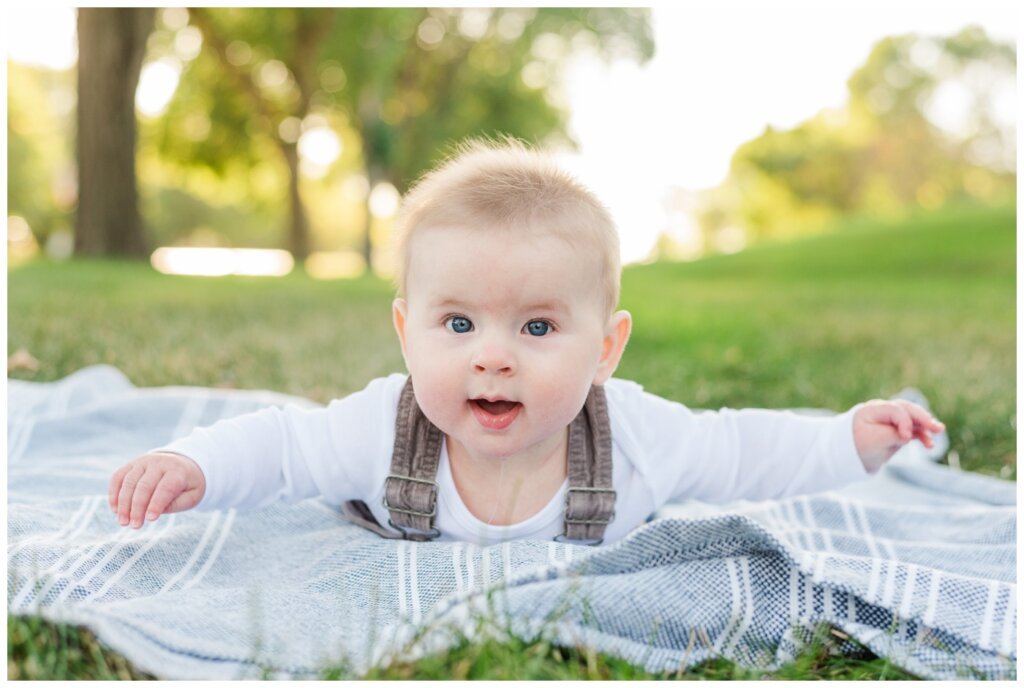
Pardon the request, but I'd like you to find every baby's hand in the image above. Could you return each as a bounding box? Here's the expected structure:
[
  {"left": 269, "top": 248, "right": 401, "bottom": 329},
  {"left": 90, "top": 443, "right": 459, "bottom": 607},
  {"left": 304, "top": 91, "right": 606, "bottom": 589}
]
[
  {"left": 108, "top": 452, "right": 206, "bottom": 528},
  {"left": 852, "top": 399, "right": 945, "bottom": 472}
]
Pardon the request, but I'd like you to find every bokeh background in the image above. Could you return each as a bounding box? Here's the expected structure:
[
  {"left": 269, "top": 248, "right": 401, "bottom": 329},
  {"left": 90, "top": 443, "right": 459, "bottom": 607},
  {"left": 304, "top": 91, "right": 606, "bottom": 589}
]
[{"left": 7, "top": 4, "right": 1015, "bottom": 271}]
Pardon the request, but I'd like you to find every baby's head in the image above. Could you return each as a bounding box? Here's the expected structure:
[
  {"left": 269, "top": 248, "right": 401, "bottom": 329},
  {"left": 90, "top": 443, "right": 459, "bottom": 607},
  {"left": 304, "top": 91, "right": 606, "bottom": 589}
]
[
  {"left": 393, "top": 137, "right": 622, "bottom": 320},
  {"left": 390, "top": 137, "right": 632, "bottom": 460}
]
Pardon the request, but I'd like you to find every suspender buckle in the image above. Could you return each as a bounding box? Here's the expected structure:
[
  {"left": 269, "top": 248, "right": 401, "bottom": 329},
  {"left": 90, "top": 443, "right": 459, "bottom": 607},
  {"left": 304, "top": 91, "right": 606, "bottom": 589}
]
[
  {"left": 382, "top": 474, "right": 441, "bottom": 541},
  {"left": 564, "top": 486, "right": 616, "bottom": 524},
  {"left": 558, "top": 486, "right": 615, "bottom": 546},
  {"left": 382, "top": 474, "right": 439, "bottom": 518}
]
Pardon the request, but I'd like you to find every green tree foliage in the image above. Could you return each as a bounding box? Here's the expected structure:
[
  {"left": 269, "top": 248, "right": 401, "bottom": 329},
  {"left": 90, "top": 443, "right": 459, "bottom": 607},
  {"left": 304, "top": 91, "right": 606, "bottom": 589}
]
[
  {"left": 7, "top": 63, "right": 77, "bottom": 247},
  {"left": 147, "top": 7, "right": 653, "bottom": 265},
  {"left": 697, "top": 26, "right": 1015, "bottom": 248}
]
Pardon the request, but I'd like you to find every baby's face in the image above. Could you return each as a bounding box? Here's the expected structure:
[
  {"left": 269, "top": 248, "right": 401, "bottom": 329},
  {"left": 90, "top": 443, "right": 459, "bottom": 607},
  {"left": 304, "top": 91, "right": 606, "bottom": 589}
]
[{"left": 393, "top": 224, "right": 628, "bottom": 461}]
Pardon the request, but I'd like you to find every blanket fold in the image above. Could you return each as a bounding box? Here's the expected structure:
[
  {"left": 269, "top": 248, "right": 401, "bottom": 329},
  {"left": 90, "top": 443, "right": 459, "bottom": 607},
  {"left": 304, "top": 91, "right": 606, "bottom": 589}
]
[{"left": 7, "top": 366, "right": 1016, "bottom": 679}]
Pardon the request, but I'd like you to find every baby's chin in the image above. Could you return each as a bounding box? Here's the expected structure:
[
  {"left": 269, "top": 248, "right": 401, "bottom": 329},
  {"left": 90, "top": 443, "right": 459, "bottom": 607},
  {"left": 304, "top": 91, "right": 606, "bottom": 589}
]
[{"left": 444, "top": 431, "right": 526, "bottom": 461}]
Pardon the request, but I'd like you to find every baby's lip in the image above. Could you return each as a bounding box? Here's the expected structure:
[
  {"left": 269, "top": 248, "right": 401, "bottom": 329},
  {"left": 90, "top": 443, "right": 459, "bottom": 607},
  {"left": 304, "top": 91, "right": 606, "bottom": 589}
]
[{"left": 471, "top": 395, "right": 517, "bottom": 403}]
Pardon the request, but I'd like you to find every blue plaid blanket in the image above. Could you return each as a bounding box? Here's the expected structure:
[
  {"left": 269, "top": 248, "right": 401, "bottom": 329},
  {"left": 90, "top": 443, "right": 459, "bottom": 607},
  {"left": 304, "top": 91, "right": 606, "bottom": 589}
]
[{"left": 7, "top": 365, "right": 1016, "bottom": 679}]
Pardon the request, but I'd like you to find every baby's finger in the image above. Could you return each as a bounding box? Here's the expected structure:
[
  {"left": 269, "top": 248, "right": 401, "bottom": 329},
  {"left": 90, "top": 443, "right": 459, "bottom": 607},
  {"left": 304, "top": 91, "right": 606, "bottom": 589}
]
[
  {"left": 913, "top": 427, "right": 935, "bottom": 448},
  {"left": 144, "top": 471, "right": 187, "bottom": 522},
  {"left": 900, "top": 400, "right": 945, "bottom": 432},
  {"left": 883, "top": 403, "right": 914, "bottom": 442},
  {"left": 128, "top": 466, "right": 163, "bottom": 529},
  {"left": 117, "top": 463, "right": 146, "bottom": 526},
  {"left": 108, "top": 462, "right": 135, "bottom": 513}
]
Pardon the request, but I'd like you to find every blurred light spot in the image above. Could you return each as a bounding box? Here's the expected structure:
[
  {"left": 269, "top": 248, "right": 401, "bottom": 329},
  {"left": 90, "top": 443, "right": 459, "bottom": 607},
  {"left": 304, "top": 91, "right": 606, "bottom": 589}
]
[
  {"left": 7, "top": 215, "right": 33, "bottom": 243},
  {"left": 521, "top": 61, "right": 547, "bottom": 89},
  {"left": 45, "top": 229, "right": 74, "bottom": 260},
  {"left": 305, "top": 251, "right": 366, "bottom": 279},
  {"left": 51, "top": 166, "right": 78, "bottom": 210},
  {"left": 531, "top": 33, "right": 566, "bottom": 62},
  {"left": 909, "top": 38, "right": 941, "bottom": 70},
  {"left": 7, "top": 6, "right": 76, "bottom": 70},
  {"left": 319, "top": 61, "right": 347, "bottom": 92},
  {"left": 343, "top": 174, "right": 370, "bottom": 200},
  {"left": 174, "top": 26, "right": 203, "bottom": 61},
  {"left": 962, "top": 168, "right": 994, "bottom": 199},
  {"left": 258, "top": 60, "right": 290, "bottom": 90},
  {"left": 369, "top": 182, "right": 400, "bottom": 218},
  {"left": 496, "top": 10, "right": 529, "bottom": 42},
  {"left": 301, "top": 113, "right": 329, "bottom": 132},
  {"left": 137, "top": 58, "right": 182, "bottom": 117},
  {"left": 278, "top": 116, "right": 302, "bottom": 144},
  {"left": 417, "top": 17, "right": 445, "bottom": 48},
  {"left": 298, "top": 126, "right": 341, "bottom": 167},
  {"left": 965, "top": 137, "right": 1003, "bottom": 169},
  {"left": 458, "top": 8, "right": 491, "bottom": 40},
  {"left": 713, "top": 225, "right": 746, "bottom": 254},
  {"left": 570, "top": 29, "right": 599, "bottom": 53},
  {"left": 300, "top": 160, "right": 330, "bottom": 180},
  {"left": 50, "top": 87, "right": 76, "bottom": 117},
  {"left": 883, "top": 63, "right": 911, "bottom": 89},
  {"left": 151, "top": 247, "right": 294, "bottom": 277},
  {"left": 161, "top": 7, "right": 189, "bottom": 31},
  {"left": 924, "top": 78, "right": 973, "bottom": 137},
  {"left": 987, "top": 73, "right": 1016, "bottom": 131},
  {"left": 226, "top": 40, "right": 252, "bottom": 66}
]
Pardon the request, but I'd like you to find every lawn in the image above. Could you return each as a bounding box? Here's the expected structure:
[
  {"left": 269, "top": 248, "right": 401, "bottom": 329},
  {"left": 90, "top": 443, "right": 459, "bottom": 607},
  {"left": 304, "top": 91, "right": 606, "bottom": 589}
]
[{"left": 7, "top": 202, "right": 1015, "bottom": 678}]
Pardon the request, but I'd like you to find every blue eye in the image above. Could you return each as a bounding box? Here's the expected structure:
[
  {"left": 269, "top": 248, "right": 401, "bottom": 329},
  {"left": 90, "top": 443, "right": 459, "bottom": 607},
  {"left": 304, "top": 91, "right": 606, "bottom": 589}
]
[
  {"left": 525, "top": 320, "right": 551, "bottom": 337},
  {"left": 445, "top": 316, "right": 473, "bottom": 334}
]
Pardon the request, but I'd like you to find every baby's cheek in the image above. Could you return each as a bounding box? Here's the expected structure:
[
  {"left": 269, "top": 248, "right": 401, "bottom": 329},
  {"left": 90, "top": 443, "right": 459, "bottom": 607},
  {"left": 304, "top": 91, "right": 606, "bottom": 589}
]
[
  {"left": 406, "top": 361, "right": 461, "bottom": 424},
  {"left": 529, "top": 362, "right": 592, "bottom": 422}
]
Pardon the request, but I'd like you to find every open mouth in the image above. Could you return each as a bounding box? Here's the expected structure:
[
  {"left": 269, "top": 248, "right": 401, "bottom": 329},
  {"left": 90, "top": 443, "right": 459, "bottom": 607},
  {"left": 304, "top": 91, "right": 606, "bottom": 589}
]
[
  {"left": 469, "top": 398, "right": 522, "bottom": 430},
  {"left": 472, "top": 399, "right": 520, "bottom": 415}
]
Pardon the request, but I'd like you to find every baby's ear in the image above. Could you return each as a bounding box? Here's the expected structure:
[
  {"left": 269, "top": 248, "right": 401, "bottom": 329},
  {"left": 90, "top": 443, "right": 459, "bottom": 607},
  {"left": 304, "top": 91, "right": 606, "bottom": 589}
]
[
  {"left": 392, "top": 298, "right": 409, "bottom": 359},
  {"left": 593, "top": 310, "right": 632, "bottom": 386}
]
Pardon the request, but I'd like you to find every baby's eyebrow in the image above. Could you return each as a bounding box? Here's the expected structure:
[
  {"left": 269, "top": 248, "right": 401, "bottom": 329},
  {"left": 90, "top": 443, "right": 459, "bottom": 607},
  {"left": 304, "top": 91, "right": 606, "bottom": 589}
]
[
  {"left": 521, "top": 299, "right": 570, "bottom": 314},
  {"left": 431, "top": 297, "right": 569, "bottom": 314}
]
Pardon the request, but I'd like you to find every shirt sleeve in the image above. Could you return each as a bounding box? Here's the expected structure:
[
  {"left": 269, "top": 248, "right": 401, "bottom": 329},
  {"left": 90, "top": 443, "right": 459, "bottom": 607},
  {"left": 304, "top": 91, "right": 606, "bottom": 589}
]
[
  {"left": 604, "top": 378, "right": 869, "bottom": 508},
  {"left": 152, "top": 374, "right": 406, "bottom": 511}
]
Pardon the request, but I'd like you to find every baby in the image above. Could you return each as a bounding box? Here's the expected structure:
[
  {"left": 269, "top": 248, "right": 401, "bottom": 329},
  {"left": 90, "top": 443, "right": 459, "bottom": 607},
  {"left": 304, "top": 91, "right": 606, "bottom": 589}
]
[{"left": 109, "top": 138, "right": 945, "bottom": 546}]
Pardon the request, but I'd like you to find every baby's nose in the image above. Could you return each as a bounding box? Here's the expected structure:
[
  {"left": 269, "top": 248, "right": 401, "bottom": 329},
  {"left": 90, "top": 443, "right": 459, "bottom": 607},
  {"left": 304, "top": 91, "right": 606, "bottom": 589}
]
[{"left": 471, "top": 344, "right": 516, "bottom": 375}]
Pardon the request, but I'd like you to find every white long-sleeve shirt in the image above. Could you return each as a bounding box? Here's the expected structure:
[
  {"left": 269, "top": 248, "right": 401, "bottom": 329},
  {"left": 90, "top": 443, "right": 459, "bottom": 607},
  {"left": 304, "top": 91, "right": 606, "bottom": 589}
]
[{"left": 156, "top": 374, "right": 869, "bottom": 545}]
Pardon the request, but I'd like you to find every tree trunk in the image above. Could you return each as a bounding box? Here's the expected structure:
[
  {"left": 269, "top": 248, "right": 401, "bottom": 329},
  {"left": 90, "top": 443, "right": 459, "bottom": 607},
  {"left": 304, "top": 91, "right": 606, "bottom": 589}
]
[
  {"left": 75, "top": 8, "right": 154, "bottom": 258},
  {"left": 282, "top": 144, "right": 309, "bottom": 261}
]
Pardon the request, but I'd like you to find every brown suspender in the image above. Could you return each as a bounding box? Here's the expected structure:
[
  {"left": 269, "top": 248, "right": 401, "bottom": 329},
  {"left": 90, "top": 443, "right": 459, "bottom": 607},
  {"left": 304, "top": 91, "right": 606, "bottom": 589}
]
[{"left": 339, "top": 377, "right": 616, "bottom": 545}]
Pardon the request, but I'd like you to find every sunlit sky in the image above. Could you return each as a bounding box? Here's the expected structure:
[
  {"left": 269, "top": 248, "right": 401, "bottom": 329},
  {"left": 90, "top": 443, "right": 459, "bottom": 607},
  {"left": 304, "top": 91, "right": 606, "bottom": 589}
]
[{"left": 5, "top": 1, "right": 1018, "bottom": 264}]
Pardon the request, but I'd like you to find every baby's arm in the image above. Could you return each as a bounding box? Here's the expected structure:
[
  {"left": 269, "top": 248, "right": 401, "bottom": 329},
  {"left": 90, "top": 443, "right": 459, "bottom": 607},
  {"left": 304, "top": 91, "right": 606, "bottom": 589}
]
[
  {"left": 610, "top": 379, "right": 940, "bottom": 505},
  {"left": 108, "top": 452, "right": 206, "bottom": 528},
  {"left": 105, "top": 404, "right": 335, "bottom": 528},
  {"left": 105, "top": 374, "right": 404, "bottom": 527}
]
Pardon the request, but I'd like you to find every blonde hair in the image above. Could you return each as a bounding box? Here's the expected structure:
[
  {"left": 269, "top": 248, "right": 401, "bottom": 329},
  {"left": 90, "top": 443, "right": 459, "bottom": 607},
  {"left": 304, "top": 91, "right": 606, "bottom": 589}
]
[{"left": 392, "top": 136, "right": 621, "bottom": 318}]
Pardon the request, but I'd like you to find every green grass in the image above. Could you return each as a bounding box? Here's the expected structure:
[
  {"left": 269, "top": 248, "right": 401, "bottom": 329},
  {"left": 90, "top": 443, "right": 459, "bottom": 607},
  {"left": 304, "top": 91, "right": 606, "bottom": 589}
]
[{"left": 7, "top": 202, "right": 1015, "bottom": 678}]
